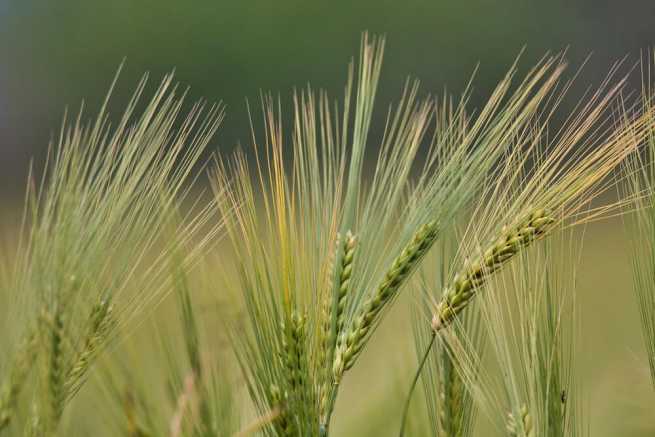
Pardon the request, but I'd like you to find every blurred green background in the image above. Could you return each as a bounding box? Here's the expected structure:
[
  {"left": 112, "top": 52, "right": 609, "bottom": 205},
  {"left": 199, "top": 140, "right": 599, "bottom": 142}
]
[
  {"left": 2, "top": 0, "right": 655, "bottom": 198},
  {"left": 2, "top": 1, "right": 655, "bottom": 435}
]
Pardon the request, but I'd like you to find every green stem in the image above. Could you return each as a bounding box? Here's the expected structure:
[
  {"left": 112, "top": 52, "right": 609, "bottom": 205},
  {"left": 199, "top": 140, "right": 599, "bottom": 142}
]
[
  {"left": 320, "top": 383, "right": 339, "bottom": 436},
  {"left": 399, "top": 332, "right": 436, "bottom": 437}
]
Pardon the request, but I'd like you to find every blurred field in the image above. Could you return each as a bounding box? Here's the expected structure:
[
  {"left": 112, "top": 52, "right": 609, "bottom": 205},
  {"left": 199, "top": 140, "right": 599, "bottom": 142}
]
[{"left": 2, "top": 1, "right": 655, "bottom": 200}]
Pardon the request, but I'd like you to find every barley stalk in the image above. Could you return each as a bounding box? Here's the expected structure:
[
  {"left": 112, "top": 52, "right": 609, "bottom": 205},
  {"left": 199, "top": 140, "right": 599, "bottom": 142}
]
[
  {"left": 398, "top": 333, "right": 436, "bottom": 437},
  {"left": 432, "top": 209, "right": 554, "bottom": 331},
  {"left": 334, "top": 221, "right": 438, "bottom": 380}
]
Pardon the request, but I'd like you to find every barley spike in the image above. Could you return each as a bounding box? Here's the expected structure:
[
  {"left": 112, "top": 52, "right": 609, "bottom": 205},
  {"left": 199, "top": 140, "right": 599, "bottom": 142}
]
[
  {"left": 433, "top": 209, "right": 554, "bottom": 330},
  {"left": 334, "top": 221, "right": 438, "bottom": 380},
  {"left": 65, "top": 299, "right": 115, "bottom": 399}
]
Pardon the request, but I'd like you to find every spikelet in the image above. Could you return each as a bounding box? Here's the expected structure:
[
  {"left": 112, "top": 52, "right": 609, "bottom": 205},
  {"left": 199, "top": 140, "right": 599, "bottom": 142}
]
[{"left": 506, "top": 405, "right": 534, "bottom": 437}]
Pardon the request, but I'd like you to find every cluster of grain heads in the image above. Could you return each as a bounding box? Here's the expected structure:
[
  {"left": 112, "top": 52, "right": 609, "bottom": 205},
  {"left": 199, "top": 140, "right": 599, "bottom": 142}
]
[
  {"left": 402, "top": 60, "right": 651, "bottom": 437},
  {"left": 0, "top": 69, "right": 224, "bottom": 434},
  {"left": 1, "top": 30, "right": 655, "bottom": 437},
  {"left": 215, "top": 32, "right": 590, "bottom": 436}
]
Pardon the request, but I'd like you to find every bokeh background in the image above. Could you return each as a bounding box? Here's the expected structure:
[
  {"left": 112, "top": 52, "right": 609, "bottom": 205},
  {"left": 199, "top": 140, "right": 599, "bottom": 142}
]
[{"left": 2, "top": 1, "right": 655, "bottom": 435}]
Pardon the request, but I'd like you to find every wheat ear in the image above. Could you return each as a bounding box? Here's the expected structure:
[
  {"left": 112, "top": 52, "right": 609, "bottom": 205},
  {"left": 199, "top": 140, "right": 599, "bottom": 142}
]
[
  {"left": 432, "top": 209, "right": 554, "bottom": 330},
  {"left": 333, "top": 221, "right": 438, "bottom": 380},
  {"left": 507, "top": 405, "right": 534, "bottom": 437}
]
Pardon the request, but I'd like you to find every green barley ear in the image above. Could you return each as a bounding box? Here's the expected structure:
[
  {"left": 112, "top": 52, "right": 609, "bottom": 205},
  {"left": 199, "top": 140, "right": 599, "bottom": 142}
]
[
  {"left": 318, "top": 233, "right": 341, "bottom": 417},
  {"left": 41, "top": 307, "right": 67, "bottom": 431},
  {"left": 336, "top": 232, "right": 357, "bottom": 338},
  {"left": 321, "top": 231, "right": 357, "bottom": 366},
  {"left": 65, "top": 299, "right": 115, "bottom": 399},
  {"left": 319, "top": 231, "right": 357, "bottom": 418},
  {"left": 280, "top": 312, "right": 309, "bottom": 401},
  {"left": 334, "top": 221, "right": 438, "bottom": 379},
  {"left": 433, "top": 209, "right": 553, "bottom": 330}
]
